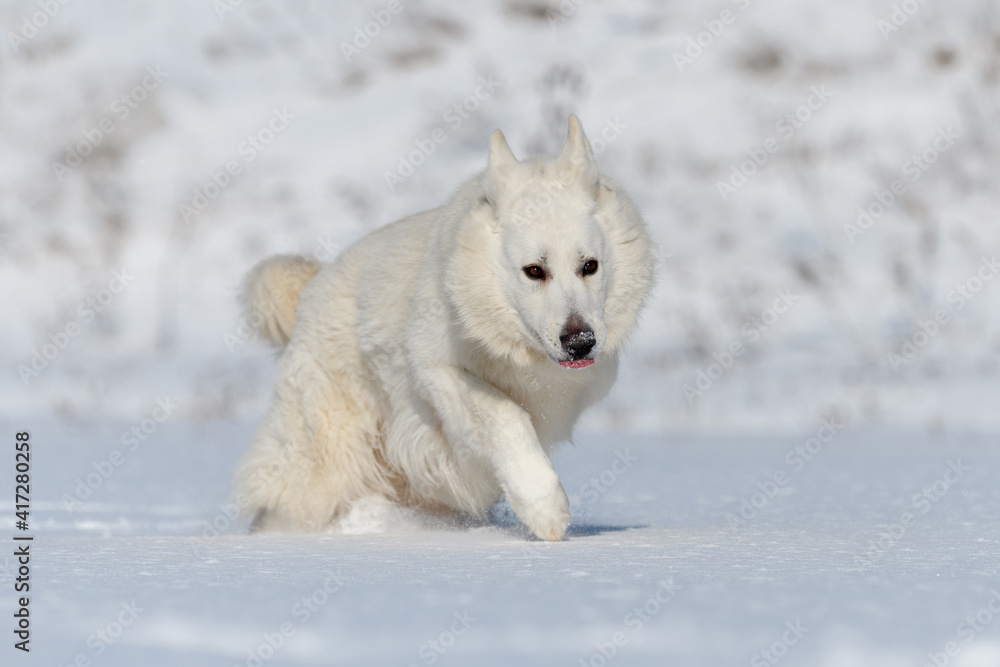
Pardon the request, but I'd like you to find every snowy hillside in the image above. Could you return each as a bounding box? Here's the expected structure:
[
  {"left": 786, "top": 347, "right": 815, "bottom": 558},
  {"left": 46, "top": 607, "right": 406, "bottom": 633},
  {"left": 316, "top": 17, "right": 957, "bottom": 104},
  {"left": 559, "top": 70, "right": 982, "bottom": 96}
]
[{"left": 2, "top": 0, "right": 999, "bottom": 432}]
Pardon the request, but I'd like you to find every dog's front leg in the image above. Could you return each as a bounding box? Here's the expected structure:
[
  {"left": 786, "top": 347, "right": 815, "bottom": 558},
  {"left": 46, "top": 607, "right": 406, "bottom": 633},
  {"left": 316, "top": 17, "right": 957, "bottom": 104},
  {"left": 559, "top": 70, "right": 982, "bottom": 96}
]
[{"left": 418, "top": 366, "right": 570, "bottom": 541}]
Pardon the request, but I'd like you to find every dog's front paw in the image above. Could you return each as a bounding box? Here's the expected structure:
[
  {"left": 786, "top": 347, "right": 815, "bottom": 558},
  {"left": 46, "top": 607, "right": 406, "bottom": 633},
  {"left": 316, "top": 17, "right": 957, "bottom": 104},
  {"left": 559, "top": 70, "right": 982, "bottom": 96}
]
[{"left": 508, "top": 479, "right": 570, "bottom": 541}]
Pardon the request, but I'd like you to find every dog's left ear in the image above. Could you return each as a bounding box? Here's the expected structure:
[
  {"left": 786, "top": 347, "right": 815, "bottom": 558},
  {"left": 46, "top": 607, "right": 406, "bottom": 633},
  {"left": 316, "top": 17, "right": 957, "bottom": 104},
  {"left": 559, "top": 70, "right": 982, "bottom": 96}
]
[{"left": 557, "top": 115, "right": 596, "bottom": 175}]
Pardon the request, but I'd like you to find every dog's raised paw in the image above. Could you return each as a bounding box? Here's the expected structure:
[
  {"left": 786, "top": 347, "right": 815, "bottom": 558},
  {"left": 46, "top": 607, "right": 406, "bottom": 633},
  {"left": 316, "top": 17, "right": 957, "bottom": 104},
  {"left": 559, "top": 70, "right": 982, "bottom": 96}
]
[{"left": 510, "top": 482, "right": 570, "bottom": 541}]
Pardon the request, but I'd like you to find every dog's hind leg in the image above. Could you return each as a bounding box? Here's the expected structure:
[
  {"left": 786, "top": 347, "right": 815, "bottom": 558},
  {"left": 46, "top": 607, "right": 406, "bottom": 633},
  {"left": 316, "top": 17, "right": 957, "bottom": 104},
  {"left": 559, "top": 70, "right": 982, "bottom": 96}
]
[{"left": 234, "top": 348, "right": 397, "bottom": 531}]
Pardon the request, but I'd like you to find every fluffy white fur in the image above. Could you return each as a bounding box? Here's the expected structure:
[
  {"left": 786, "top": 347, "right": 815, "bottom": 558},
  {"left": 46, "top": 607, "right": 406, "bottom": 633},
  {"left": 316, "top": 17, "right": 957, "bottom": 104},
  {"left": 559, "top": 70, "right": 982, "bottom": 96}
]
[{"left": 235, "top": 116, "right": 655, "bottom": 540}]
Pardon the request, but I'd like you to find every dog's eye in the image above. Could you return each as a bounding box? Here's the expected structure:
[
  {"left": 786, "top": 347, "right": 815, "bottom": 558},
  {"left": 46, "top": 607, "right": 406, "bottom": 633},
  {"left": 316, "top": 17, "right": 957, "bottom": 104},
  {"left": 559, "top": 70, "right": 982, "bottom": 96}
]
[
  {"left": 582, "top": 259, "right": 599, "bottom": 276},
  {"left": 523, "top": 265, "right": 546, "bottom": 281}
]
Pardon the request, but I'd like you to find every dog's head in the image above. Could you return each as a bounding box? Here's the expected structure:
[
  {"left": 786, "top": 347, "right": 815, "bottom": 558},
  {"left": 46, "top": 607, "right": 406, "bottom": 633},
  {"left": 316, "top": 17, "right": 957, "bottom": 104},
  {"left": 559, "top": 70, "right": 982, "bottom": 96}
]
[{"left": 447, "top": 116, "right": 655, "bottom": 371}]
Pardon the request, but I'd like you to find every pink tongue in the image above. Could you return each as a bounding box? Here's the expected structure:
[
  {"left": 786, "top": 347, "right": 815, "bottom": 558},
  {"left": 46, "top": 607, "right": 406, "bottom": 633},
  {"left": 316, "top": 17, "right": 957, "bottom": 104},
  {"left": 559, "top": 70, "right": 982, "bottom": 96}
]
[{"left": 559, "top": 359, "right": 594, "bottom": 369}]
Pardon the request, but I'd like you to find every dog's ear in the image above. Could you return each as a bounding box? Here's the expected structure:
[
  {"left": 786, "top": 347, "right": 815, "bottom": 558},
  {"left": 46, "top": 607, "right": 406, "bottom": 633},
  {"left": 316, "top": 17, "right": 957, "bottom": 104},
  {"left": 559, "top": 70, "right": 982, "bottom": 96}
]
[
  {"left": 557, "top": 114, "right": 596, "bottom": 175},
  {"left": 488, "top": 129, "right": 518, "bottom": 179}
]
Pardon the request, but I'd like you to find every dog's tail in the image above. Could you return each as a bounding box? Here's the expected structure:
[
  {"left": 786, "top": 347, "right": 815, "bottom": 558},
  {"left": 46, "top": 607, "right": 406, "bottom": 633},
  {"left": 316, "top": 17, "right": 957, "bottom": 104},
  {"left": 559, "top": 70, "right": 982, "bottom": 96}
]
[{"left": 242, "top": 254, "right": 321, "bottom": 347}]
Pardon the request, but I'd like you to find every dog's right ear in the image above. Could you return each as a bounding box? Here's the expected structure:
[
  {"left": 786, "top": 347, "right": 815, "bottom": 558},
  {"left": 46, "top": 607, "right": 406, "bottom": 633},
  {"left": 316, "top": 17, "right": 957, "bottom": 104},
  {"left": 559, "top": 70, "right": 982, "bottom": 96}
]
[
  {"left": 488, "top": 129, "right": 518, "bottom": 180},
  {"left": 560, "top": 115, "right": 595, "bottom": 165}
]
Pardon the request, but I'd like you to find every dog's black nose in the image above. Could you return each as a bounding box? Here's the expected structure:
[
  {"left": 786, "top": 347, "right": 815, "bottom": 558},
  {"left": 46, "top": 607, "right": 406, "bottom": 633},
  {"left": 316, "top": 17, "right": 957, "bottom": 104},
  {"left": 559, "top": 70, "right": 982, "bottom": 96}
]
[{"left": 560, "top": 315, "right": 595, "bottom": 360}]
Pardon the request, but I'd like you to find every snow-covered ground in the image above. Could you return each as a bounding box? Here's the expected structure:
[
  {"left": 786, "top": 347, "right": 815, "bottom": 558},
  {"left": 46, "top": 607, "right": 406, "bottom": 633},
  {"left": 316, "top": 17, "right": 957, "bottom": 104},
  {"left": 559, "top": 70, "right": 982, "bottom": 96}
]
[
  {"left": 2, "top": 1, "right": 1000, "bottom": 664},
  {"left": 2, "top": 419, "right": 999, "bottom": 666}
]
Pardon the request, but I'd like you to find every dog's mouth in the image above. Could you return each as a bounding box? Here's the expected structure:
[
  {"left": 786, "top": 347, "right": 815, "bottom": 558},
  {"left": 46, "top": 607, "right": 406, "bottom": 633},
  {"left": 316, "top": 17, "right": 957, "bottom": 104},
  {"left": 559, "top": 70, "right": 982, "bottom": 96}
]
[{"left": 558, "top": 358, "right": 595, "bottom": 370}]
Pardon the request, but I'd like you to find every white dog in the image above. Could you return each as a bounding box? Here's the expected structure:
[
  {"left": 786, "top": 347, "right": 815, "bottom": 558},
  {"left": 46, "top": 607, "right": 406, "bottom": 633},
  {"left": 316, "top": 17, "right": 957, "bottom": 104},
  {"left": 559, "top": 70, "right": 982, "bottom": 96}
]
[{"left": 235, "top": 116, "right": 654, "bottom": 540}]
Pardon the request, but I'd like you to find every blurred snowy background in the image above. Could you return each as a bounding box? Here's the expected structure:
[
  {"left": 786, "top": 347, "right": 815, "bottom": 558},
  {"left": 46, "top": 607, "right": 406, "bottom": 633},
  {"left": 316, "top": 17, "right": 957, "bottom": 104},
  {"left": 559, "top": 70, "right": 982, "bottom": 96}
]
[
  {"left": 4, "top": 3, "right": 1000, "bottom": 666},
  {"left": 2, "top": 0, "right": 999, "bottom": 433}
]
